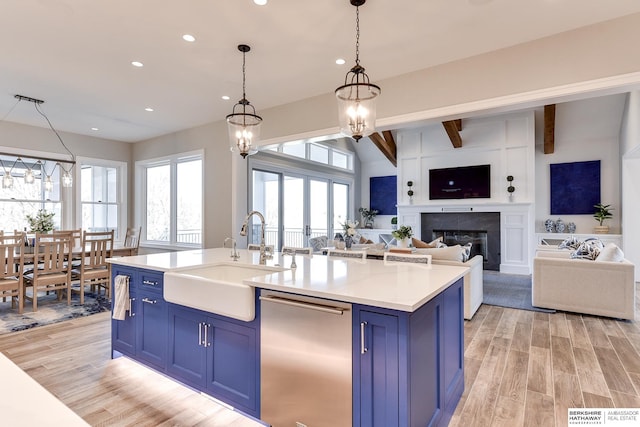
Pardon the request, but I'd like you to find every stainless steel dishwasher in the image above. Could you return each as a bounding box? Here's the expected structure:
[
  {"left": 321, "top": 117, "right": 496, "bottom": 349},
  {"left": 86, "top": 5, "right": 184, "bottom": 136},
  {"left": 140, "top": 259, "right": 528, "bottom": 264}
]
[{"left": 260, "top": 289, "right": 352, "bottom": 427}]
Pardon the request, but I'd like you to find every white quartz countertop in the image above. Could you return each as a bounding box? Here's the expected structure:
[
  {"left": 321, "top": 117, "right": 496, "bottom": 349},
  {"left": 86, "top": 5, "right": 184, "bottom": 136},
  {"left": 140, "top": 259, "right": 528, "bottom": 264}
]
[
  {"left": 0, "top": 352, "right": 89, "bottom": 427},
  {"left": 109, "top": 248, "right": 468, "bottom": 312}
]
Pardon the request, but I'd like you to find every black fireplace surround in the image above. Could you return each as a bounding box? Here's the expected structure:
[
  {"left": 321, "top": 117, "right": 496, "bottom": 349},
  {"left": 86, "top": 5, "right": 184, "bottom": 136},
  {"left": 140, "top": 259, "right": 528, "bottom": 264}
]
[{"left": 421, "top": 212, "right": 501, "bottom": 270}]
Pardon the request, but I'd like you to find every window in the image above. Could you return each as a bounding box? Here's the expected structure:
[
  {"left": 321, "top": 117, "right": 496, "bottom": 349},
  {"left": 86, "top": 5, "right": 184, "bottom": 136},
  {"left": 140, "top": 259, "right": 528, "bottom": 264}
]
[
  {"left": 249, "top": 154, "right": 354, "bottom": 250},
  {"left": 265, "top": 140, "right": 354, "bottom": 171},
  {"left": 137, "top": 151, "right": 203, "bottom": 247},
  {"left": 79, "top": 159, "right": 126, "bottom": 239},
  {"left": 0, "top": 154, "right": 63, "bottom": 232}
]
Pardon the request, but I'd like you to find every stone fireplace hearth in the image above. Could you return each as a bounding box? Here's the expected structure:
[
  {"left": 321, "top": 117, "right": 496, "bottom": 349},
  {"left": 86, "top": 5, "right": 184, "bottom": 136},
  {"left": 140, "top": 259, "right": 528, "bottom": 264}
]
[{"left": 422, "top": 212, "right": 501, "bottom": 270}]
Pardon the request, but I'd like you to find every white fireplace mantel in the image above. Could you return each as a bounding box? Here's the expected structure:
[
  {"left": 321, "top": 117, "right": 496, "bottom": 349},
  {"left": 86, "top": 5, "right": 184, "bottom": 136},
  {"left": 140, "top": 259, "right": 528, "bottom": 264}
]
[{"left": 397, "top": 202, "right": 534, "bottom": 275}]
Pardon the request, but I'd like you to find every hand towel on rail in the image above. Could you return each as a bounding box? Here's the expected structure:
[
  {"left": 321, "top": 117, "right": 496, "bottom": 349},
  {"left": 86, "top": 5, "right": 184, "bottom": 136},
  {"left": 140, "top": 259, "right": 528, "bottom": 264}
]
[{"left": 112, "top": 275, "right": 130, "bottom": 321}]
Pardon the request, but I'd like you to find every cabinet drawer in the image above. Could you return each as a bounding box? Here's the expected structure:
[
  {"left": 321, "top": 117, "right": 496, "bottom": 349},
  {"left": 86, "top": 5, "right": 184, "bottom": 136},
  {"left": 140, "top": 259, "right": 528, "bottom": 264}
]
[{"left": 139, "top": 270, "right": 163, "bottom": 293}]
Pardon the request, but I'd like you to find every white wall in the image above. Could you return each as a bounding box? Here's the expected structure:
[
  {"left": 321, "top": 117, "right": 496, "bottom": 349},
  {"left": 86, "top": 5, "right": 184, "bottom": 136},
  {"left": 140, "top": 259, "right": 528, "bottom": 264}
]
[
  {"left": 395, "top": 111, "right": 536, "bottom": 207},
  {"left": 534, "top": 95, "right": 625, "bottom": 234},
  {"left": 620, "top": 91, "right": 640, "bottom": 280}
]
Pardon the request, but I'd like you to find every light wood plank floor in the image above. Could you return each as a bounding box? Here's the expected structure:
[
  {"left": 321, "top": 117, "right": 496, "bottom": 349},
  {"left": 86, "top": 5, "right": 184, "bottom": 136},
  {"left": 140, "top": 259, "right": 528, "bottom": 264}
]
[
  {"left": 451, "top": 284, "right": 640, "bottom": 427},
  {"left": 0, "top": 312, "right": 264, "bottom": 427},
  {"left": 2, "top": 290, "right": 640, "bottom": 427}
]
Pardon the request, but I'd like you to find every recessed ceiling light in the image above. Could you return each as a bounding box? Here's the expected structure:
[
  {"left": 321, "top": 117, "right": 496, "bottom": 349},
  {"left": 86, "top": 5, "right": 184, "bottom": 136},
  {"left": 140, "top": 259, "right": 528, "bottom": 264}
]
[
  {"left": 131, "top": 61, "right": 144, "bottom": 67},
  {"left": 91, "top": 127, "right": 99, "bottom": 131},
  {"left": 182, "top": 34, "right": 196, "bottom": 42},
  {"left": 145, "top": 107, "right": 154, "bottom": 112},
  {"left": 254, "top": 0, "right": 267, "bottom": 5},
  {"left": 336, "top": 58, "right": 346, "bottom": 65},
  {"left": 222, "top": 95, "right": 230, "bottom": 101}
]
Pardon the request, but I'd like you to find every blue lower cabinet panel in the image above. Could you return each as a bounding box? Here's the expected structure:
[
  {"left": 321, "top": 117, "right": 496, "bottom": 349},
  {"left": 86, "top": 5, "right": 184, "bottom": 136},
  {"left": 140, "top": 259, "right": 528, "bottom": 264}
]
[
  {"left": 353, "top": 277, "right": 464, "bottom": 427},
  {"left": 356, "top": 310, "right": 399, "bottom": 427},
  {"left": 442, "top": 278, "right": 465, "bottom": 417},
  {"left": 111, "top": 267, "right": 137, "bottom": 357},
  {"left": 207, "top": 317, "right": 258, "bottom": 415},
  {"left": 136, "top": 291, "right": 167, "bottom": 370},
  {"left": 167, "top": 304, "right": 207, "bottom": 388},
  {"left": 166, "top": 303, "right": 260, "bottom": 418}
]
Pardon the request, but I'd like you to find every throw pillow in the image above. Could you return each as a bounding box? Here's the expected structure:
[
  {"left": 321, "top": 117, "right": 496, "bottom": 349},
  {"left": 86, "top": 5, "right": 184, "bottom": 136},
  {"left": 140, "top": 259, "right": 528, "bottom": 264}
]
[
  {"left": 309, "top": 236, "right": 328, "bottom": 253},
  {"left": 558, "top": 236, "right": 580, "bottom": 250},
  {"left": 595, "top": 243, "right": 625, "bottom": 262},
  {"left": 570, "top": 238, "right": 604, "bottom": 260},
  {"left": 415, "top": 245, "right": 465, "bottom": 262},
  {"left": 359, "top": 236, "right": 373, "bottom": 244},
  {"left": 412, "top": 238, "right": 433, "bottom": 248},
  {"left": 461, "top": 242, "right": 473, "bottom": 262}
]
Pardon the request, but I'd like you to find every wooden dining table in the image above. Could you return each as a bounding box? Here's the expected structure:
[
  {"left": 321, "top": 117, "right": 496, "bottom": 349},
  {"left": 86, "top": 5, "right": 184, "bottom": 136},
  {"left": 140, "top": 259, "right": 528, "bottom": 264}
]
[{"left": 19, "top": 243, "right": 137, "bottom": 263}]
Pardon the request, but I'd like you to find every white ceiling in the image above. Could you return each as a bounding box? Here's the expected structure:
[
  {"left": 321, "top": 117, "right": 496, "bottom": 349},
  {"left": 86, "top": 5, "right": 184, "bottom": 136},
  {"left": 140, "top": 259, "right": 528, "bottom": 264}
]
[{"left": 3, "top": 0, "right": 640, "bottom": 143}]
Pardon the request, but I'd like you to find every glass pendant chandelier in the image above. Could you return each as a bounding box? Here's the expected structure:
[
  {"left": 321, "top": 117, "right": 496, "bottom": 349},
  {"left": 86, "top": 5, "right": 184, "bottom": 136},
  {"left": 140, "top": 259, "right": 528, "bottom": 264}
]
[
  {"left": 226, "top": 44, "right": 263, "bottom": 158},
  {"left": 0, "top": 95, "right": 76, "bottom": 189},
  {"left": 335, "top": 0, "right": 381, "bottom": 142}
]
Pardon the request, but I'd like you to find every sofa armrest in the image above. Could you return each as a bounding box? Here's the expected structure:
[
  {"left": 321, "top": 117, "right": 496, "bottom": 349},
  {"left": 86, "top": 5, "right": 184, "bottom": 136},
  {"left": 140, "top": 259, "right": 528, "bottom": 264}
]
[{"left": 433, "top": 255, "right": 484, "bottom": 319}]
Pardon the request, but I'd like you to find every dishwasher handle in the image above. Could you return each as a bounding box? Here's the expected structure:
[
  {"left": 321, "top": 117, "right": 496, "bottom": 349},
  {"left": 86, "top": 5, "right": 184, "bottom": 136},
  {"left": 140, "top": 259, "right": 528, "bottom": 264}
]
[{"left": 260, "top": 295, "right": 346, "bottom": 315}]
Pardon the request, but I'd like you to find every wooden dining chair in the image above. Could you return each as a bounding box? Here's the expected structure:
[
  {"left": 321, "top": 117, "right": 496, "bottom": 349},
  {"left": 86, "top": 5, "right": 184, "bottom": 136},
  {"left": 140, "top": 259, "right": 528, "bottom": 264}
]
[
  {"left": 23, "top": 233, "right": 73, "bottom": 311},
  {"left": 281, "top": 246, "right": 313, "bottom": 255},
  {"left": 124, "top": 226, "right": 141, "bottom": 255},
  {"left": 0, "top": 232, "right": 25, "bottom": 313},
  {"left": 383, "top": 252, "right": 432, "bottom": 264},
  {"left": 71, "top": 230, "right": 114, "bottom": 304},
  {"left": 327, "top": 249, "right": 367, "bottom": 260}
]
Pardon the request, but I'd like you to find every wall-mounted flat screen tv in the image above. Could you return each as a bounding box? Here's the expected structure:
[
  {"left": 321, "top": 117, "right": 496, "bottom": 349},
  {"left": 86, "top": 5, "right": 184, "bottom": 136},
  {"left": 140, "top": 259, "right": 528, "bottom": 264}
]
[{"left": 429, "top": 164, "right": 491, "bottom": 200}]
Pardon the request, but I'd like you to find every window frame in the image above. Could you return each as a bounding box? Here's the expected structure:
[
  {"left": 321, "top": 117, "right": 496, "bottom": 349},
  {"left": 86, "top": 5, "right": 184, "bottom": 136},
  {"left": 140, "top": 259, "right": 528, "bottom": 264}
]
[
  {"left": 75, "top": 156, "right": 127, "bottom": 242},
  {"left": 0, "top": 146, "right": 70, "bottom": 232},
  {"left": 135, "top": 150, "right": 204, "bottom": 250}
]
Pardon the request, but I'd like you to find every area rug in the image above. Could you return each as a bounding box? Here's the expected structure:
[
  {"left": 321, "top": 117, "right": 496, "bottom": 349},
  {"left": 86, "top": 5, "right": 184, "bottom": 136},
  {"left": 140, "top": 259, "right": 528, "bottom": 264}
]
[
  {"left": 0, "top": 292, "right": 111, "bottom": 335},
  {"left": 483, "top": 271, "right": 555, "bottom": 313}
]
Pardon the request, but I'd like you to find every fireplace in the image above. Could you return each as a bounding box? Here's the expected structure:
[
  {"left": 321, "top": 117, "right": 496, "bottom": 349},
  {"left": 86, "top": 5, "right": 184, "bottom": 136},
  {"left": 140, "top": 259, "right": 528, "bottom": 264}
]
[{"left": 422, "top": 212, "right": 500, "bottom": 270}]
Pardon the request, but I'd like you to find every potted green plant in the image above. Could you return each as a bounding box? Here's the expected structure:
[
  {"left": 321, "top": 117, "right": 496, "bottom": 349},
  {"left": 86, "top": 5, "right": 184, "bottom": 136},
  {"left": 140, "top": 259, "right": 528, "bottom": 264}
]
[
  {"left": 593, "top": 203, "right": 613, "bottom": 234},
  {"left": 358, "top": 207, "right": 378, "bottom": 229},
  {"left": 392, "top": 225, "right": 413, "bottom": 248},
  {"left": 25, "top": 209, "right": 55, "bottom": 233}
]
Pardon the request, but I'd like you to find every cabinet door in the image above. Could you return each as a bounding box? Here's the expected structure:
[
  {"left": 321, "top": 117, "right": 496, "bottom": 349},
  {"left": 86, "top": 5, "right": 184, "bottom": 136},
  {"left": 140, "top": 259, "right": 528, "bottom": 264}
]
[
  {"left": 166, "top": 304, "right": 207, "bottom": 388},
  {"left": 206, "top": 317, "right": 258, "bottom": 416},
  {"left": 136, "top": 291, "right": 167, "bottom": 370},
  {"left": 112, "top": 290, "right": 137, "bottom": 356},
  {"left": 441, "top": 278, "right": 464, "bottom": 414},
  {"left": 356, "top": 310, "right": 399, "bottom": 427},
  {"left": 111, "top": 266, "right": 137, "bottom": 357}
]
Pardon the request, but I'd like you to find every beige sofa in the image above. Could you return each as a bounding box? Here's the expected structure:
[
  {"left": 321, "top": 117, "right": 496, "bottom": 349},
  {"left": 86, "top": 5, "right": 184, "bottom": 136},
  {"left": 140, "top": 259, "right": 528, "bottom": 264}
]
[
  {"left": 532, "top": 250, "right": 635, "bottom": 320},
  {"left": 415, "top": 247, "right": 484, "bottom": 319}
]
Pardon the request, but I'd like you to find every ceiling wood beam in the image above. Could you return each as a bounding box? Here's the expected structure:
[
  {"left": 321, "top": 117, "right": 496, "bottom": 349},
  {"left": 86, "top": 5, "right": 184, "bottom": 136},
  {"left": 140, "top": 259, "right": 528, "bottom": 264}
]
[
  {"left": 369, "top": 131, "right": 397, "bottom": 167},
  {"left": 442, "top": 120, "right": 463, "bottom": 148},
  {"left": 544, "top": 104, "right": 555, "bottom": 154}
]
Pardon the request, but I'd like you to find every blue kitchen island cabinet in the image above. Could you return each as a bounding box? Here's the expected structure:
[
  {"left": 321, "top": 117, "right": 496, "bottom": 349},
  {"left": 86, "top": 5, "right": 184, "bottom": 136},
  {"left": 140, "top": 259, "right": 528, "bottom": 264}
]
[
  {"left": 353, "top": 277, "right": 464, "bottom": 427},
  {"left": 111, "top": 266, "right": 167, "bottom": 371},
  {"left": 166, "top": 303, "right": 259, "bottom": 418}
]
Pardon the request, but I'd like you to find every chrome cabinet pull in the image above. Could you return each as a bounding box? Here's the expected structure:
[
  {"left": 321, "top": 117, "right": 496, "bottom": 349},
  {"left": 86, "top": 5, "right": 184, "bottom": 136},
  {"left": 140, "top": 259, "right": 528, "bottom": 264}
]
[
  {"left": 360, "top": 321, "right": 368, "bottom": 354},
  {"left": 142, "top": 279, "right": 158, "bottom": 286},
  {"left": 204, "top": 324, "right": 211, "bottom": 347},
  {"left": 129, "top": 298, "right": 136, "bottom": 317},
  {"left": 198, "top": 322, "right": 203, "bottom": 346},
  {"left": 141, "top": 297, "right": 157, "bottom": 304}
]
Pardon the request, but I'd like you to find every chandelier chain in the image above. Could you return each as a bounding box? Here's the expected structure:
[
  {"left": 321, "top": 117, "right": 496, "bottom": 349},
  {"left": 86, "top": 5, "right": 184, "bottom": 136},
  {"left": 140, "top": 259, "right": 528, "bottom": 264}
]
[
  {"left": 242, "top": 49, "right": 247, "bottom": 101},
  {"left": 355, "top": 5, "right": 360, "bottom": 66}
]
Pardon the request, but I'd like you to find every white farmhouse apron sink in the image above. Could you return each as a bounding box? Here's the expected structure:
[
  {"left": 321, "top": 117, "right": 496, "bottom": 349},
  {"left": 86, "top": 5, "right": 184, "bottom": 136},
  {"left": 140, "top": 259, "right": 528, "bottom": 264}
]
[{"left": 164, "top": 263, "right": 285, "bottom": 321}]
